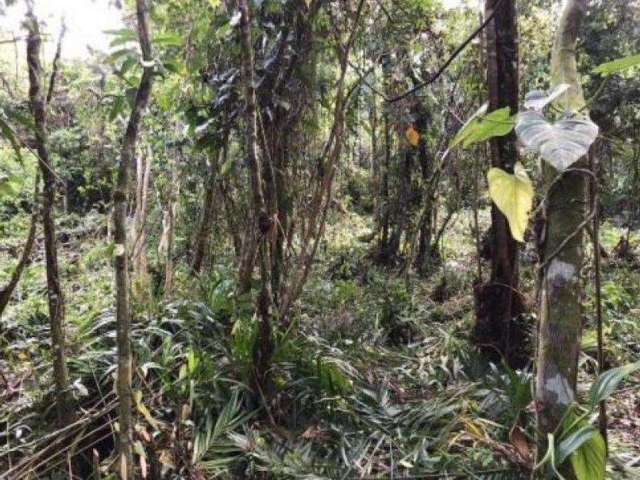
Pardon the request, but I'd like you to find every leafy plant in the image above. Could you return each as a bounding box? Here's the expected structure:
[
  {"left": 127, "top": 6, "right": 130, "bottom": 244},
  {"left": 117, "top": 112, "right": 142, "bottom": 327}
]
[{"left": 486, "top": 162, "right": 534, "bottom": 242}]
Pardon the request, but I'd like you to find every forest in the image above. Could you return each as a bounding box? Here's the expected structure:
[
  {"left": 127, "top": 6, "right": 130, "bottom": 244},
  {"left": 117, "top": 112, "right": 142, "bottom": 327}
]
[{"left": 0, "top": 0, "right": 639, "bottom": 478}]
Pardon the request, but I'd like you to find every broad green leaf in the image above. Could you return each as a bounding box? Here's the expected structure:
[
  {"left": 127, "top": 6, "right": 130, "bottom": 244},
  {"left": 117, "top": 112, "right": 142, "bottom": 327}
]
[
  {"left": 154, "top": 33, "right": 182, "bottom": 47},
  {"left": 556, "top": 425, "right": 598, "bottom": 465},
  {"left": 487, "top": 163, "right": 534, "bottom": 242},
  {"left": 450, "top": 103, "right": 487, "bottom": 148},
  {"left": 570, "top": 430, "right": 606, "bottom": 480},
  {"left": 451, "top": 106, "right": 514, "bottom": 148},
  {"left": 593, "top": 53, "right": 640, "bottom": 76},
  {"left": 588, "top": 361, "right": 640, "bottom": 409}
]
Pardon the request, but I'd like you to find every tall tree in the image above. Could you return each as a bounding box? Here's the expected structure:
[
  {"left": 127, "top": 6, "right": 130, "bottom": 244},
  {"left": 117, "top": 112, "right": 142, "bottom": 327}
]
[
  {"left": 535, "top": 0, "right": 589, "bottom": 471},
  {"left": 113, "top": 0, "right": 154, "bottom": 476},
  {"left": 238, "top": 0, "right": 275, "bottom": 389},
  {"left": 473, "top": 0, "right": 526, "bottom": 367},
  {"left": 25, "top": 9, "right": 74, "bottom": 425}
]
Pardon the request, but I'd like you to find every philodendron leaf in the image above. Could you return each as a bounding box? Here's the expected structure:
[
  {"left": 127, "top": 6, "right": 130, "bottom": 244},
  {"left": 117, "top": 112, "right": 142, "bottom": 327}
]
[
  {"left": 451, "top": 105, "right": 514, "bottom": 148},
  {"left": 450, "top": 102, "right": 487, "bottom": 148},
  {"left": 515, "top": 111, "right": 599, "bottom": 171},
  {"left": 487, "top": 162, "right": 534, "bottom": 242},
  {"left": 588, "top": 361, "right": 640, "bottom": 409},
  {"left": 524, "top": 83, "right": 571, "bottom": 111},
  {"left": 593, "top": 53, "right": 640, "bottom": 76}
]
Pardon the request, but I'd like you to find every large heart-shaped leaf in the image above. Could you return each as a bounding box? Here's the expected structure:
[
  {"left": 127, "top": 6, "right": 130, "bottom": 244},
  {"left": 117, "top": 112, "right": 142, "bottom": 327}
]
[
  {"left": 515, "top": 111, "right": 599, "bottom": 171},
  {"left": 487, "top": 162, "right": 534, "bottom": 242}
]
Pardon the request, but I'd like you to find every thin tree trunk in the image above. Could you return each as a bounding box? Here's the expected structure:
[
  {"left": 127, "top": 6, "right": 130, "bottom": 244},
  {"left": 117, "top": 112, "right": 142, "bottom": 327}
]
[
  {"left": 131, "top": 145, "right": 151, "bottom": 286},
  {"left": 25, "top": 10, "right": 74, "bottom": 426},
  {"left": 0, "top": 175, "right": 39, "bottom": 316},
  {"left": 238, "top": 0, "right": 275, "bottom": 390},
  {"left": 535, "top": 0, "right": 588, "bottom": 473},
  {"left": 192, "top": 142, "right": 225, "bottom": 274},
  {"left": 473, "top": 0, "right": 526, "bottom": 368},
  {"left": 113, "top": 0, "right": 153, "bottom": 477},
  {"left": 160, "top": 155, "right": 179, "bottom": 297}
]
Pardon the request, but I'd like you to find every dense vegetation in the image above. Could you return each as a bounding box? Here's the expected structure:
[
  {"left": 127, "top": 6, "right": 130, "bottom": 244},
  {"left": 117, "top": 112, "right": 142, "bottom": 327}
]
[{"left": 1, "top": 0, "right": 639, "bottom": 479}]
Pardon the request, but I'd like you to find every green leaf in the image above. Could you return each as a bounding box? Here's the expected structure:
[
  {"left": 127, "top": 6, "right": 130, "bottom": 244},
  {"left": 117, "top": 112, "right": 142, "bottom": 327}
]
[
  {"left": 450, "top": 103, "right": 487, "bottom": 148},
  {"left": 556, "top": 425, "right": 598, "bottom": 465},
  {"left": 451, "top": 106, "right": 514, "bottom": 148},
  {"left": 486, "top": 163, "right": 534, "bottom": 242},
  {"left": 0, "top": 175, "right": 20, "bottom": 198},
  {"left": 0, "top": 116, "right": 23, "bottom": 165},
  {"left": 154, "top": 32, "right": 182, "bottom": 47},
  {"left": 109, "top": 96, "right": 126, "bottom": 121},
  {"left": 570, "top": 430, "right": 606, "bottom": 480},
  {"left": 588, "top": 361, "right": 640, "bottom": 409},
  {"left": 593, "top": 53, "right": 640, "bottom": 76},
  {"left": 163, "top": 60, "right": 184, "bottom": 74},
  {"left": 106, "top": 48, "right": 136, "bottom": 65}
]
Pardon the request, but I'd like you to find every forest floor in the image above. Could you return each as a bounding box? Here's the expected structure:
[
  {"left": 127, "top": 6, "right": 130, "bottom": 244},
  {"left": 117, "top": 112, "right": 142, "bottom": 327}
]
[{"left": 1, "top": 206, "right": 639, "bottom": 479}]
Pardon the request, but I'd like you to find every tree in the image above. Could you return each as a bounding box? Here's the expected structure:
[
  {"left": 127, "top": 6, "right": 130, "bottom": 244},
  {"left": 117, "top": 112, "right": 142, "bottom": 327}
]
[
  {"left": 25, "top": 8, "right": 74, "bottom": 426},
  {"left": 238, "top": 0, "right": 275, "bottom": 390},
  {"left": 473, "top": 0, "right": 527, "bottom": 368},
  {"left": 535, "top": 0, "right": 589, "bottom": 471},
  {"left": 113, "top": 0, "right": 154, "bottom": 476}
]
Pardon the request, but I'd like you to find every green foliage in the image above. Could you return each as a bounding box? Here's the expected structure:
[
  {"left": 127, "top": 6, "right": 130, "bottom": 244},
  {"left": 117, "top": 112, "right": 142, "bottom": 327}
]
[
  {"left": 593, "top": 53, "right": 640, "bottom": 75},
  {"left": 451, "top": 106, "right": 514, "bottom": 148},
  {"left": 487, "top": 163, "right": 534, "bottom": 242},
  {"left": 588, "top": 361, "right": 640, "bottom": 410}
]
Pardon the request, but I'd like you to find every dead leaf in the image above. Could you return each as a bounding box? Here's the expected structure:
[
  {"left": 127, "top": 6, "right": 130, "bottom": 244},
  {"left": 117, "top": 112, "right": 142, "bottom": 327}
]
[
  {"left": 405, "top": 126, "right": 420, "bottom": 146},
  {"left": 509, "top": 425, "right": 531, "bottom": 461}
]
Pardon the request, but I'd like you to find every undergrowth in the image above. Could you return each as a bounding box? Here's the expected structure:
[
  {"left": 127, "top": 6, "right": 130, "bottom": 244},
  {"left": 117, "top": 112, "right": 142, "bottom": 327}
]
[{"left": 1, "top": 211, "right": 639, "bottom": 479}]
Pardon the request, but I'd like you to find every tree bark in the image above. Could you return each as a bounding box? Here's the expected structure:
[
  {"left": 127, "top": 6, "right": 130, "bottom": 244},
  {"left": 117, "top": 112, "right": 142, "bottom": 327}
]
[
  {"left": 113, "top": 0, "right": 153, "bottom": 477},
  {"left": 238, "top": 0, "right": 275, "bottom": 390},
  {"left": 535, "top": 0, "right": 588, "bottom": 473},
  {"left": 473, "top": 0, "right": 526, "bottom": 368},
  {"left": 131, "top": 144, "right": 151, "bottom": 292},
  {"left": 25, "top": 11, "right": 74, "bottom": 426},
  {"left": 192, "top": 140, "right": 225, "bottom": 274}
]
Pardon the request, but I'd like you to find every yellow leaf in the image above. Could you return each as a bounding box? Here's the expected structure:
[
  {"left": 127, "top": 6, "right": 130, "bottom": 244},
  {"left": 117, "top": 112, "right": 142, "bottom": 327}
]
[
  {"left": 405, "top": 126, "right": 420, "bottom": 147},
  {"left": 487, "top": 163, "right": 534, "bottom": 242}
]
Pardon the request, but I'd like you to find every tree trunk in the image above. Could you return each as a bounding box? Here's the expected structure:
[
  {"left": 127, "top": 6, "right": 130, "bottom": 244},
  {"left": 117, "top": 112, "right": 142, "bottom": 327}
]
[
  {"left": 192, "top": 145, "right": 223, "bottom": 274},
  {"left": 159, "top": 155, "right": 179, "bottom": 297},
  {"left": 238, "top": 0, "right": 275, "bottom": 390},
  {"left": 25, "top": 11, "right": 74, "bottom": 426},
  {"left": 131, "top": 144, "right": 151, "bottom": 294},
  {"left": 535, "top": 1, "right": 588, "bottom": 472},
  {"left": 473, "top": 0, "right": 526, "bottom": 368},
  {"left": 113, "top": 0, "right": 153, "bottom": 477}
]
